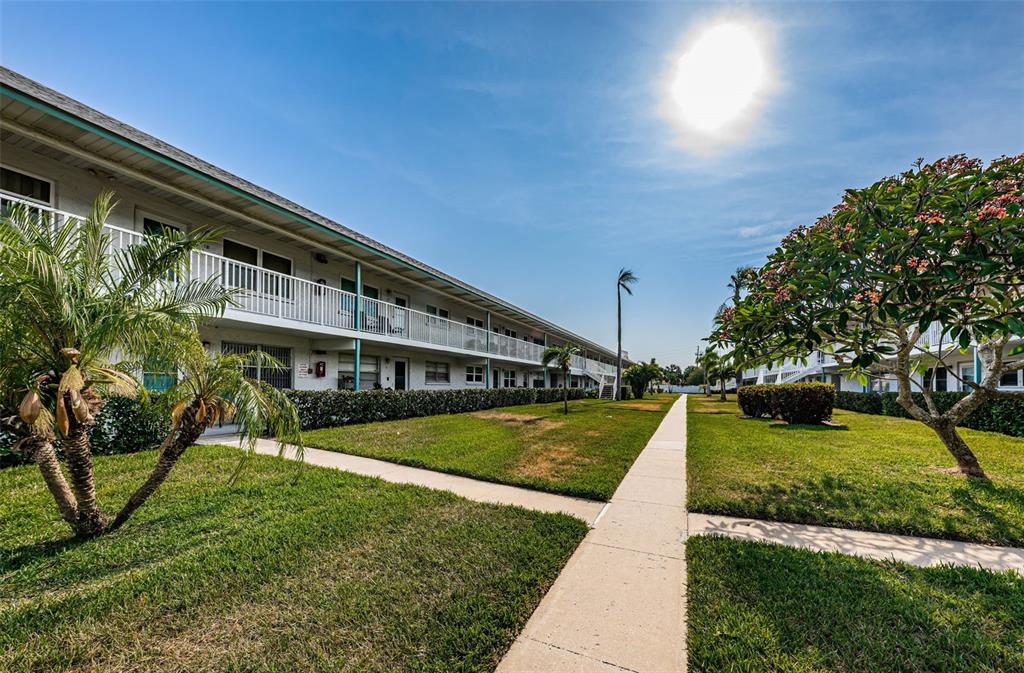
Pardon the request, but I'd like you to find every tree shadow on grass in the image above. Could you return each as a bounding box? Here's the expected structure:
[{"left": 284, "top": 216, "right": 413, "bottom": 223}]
[
  {"left": 769, "top": 423, "right": 850, "bottom": 431},
  {"left": 948, "top": 479, "right": 1024, "bottom": 546},
  {"left": 710, "top": 472, "right": 1024, "bottom": 546},
  {"left": 688, "top": 536, "right": 1024, "bottom": 673}
]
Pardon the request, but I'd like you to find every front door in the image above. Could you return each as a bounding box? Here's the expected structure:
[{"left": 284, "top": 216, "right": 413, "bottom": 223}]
[{"left": 394, "top": 359, "right": 408, "bottom": 391}]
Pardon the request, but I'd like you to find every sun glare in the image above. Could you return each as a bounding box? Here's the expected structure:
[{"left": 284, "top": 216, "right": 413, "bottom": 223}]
[{"left": 668, "top": 21, "right": 769, "bottom": 136}]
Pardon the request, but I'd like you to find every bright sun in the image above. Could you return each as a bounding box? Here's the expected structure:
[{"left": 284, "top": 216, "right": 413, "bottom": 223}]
[{"left": 669, "top": 22, "right": 767, "bottom": 134}]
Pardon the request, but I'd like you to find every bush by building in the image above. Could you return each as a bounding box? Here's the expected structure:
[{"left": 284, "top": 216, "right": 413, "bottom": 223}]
[
  {"left": 285, "top": 387, "right": 590, "bottom": 431},
  {"left": 833, "top": 391, "right": 1024, "bottom": 438}
]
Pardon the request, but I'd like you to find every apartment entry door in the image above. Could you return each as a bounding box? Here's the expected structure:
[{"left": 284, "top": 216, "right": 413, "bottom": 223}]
[
  {"left": 394, "top": 358, "right": 409, "bottom": 391},
  {"left": 392, "top": 294, "right": 409, "bottom": 336}
]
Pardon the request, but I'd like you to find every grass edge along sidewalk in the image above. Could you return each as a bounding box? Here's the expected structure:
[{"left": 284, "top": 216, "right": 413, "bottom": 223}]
[
  {"left": 0, "top": 444, "right": 588, "bottom": 673},
  {"left": 302, "top": 395, "right": 679, "bottom": 501},
  {"left": 686, "top": 395, "right": 1024, "bottom": 546}
]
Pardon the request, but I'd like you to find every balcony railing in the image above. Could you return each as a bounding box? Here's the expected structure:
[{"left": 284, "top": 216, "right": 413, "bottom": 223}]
[{"left": 2, "top": 195, "right": 614, "bottom": 372}]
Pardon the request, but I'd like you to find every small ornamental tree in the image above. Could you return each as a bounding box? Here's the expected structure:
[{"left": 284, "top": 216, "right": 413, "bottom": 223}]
[
  {"left": 711, "top": 154, "right": 1024, "bottom": 478},
  {"left": 622, "top": 360, "right": 662, "bottom": 399},
  {"left": 542, "top": 342, "right": 581, "bottom": 414}
]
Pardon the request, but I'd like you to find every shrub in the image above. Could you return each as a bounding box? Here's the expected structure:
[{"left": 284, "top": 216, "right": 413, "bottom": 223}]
[
  {"left": 89, "top": 395, "right": 172, "bottom": 456},
  {"left": 835, "top": 391, "right": 884, "bottom": 415},
  {"left": 0, "top": 395, "right": 172, "bottom": 469},
  {"left": 738, "top": 383, "right": 834, "bottom": 425},
  {"left": 737, "top": 385, "right": 772, "bottom": 419},
  {"left": 285, "top": 387, "right": 590, "bottom": 431}
]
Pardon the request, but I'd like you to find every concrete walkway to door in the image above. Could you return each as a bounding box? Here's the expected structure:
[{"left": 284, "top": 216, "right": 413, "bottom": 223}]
[{"left": 497, "top": 395, "right": 689, "bottom": 673}]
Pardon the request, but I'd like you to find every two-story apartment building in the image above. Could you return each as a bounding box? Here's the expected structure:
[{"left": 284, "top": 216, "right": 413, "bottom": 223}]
[{"left": 0, "top": 67, "right": 624, "bottom": 394}]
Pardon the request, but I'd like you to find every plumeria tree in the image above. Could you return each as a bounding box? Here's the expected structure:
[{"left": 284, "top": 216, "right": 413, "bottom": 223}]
[{"left": 711, "top": 154, "right": 1024, "bottom": 478}]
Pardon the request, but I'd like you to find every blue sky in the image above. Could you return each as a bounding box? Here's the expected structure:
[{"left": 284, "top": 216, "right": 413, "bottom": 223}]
[{"left": 2, "top": 2, "right": 1021, "bottom": 365}]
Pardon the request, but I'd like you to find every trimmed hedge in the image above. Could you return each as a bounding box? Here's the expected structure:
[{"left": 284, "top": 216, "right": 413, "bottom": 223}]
[
  {"left": 738, "top": 383, "right": 835, "bottom": 425},
  {"left": 834, "top": 390, "right": 884, "bottom": 415},
  {"left": 834, "top": 391, "right": 1024, "bottom": 438},
  {"left": 285, "top": 387, "right": 590, "bottom": 431},
  {"left": 0, "top": 395, "right": 171, "bottom": 468}
]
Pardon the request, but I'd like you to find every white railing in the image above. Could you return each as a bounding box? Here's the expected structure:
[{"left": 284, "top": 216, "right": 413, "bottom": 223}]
[{"left": 2, "top": 195, "right": 615, "bottom": 370}]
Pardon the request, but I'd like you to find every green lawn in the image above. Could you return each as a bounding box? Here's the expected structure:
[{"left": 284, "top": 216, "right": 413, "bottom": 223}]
[
  {"left": 688, "top": 535, "right": 1024, "bottom": 673},
  {"left": 687, "top": 395, "right": 1024, "bottom": 545},
  {"left": 0, "top": 445, "right": 587, "bottom": 673},
  {"left": 302, "top": 394, "right": 678, "bottom": 500}
]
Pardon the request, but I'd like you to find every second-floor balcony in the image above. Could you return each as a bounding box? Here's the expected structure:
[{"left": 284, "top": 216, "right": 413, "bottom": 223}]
[{"left": 5, "top": 196, "right": 615, "bottom": 376}]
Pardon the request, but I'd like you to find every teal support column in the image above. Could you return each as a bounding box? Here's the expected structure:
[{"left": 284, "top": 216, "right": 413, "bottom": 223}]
[
  {"left": 354, "top": 338, "right": 362, "bottom": 391},
  {"left": 354, "top": 262, "right": 363, "bottom": 391},
  {"left": 974, "top": 345, "right": 982, "bottom": 390},
  {"left": 485, "top": 311, "right": 492, "bottom": 389}
]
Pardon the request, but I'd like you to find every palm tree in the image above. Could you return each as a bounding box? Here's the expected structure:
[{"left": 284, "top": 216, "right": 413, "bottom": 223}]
[
  {"left": 109, "top": 341, "right": 302, "bottom": 531},
  {"left": 615, "top": 269, "right": 638, "bottom": 400},
  {"left": 0, "top": 193, "right": 232, "bottom": 535},
  {"left": 727, "top": 266, "right": 756, "bottom": 390},
  {"left": 542, "top": 342, "right": 581, "bottom": 415},
  {"left": 698, "top": 350, "right": 719, "bottom": 398}
]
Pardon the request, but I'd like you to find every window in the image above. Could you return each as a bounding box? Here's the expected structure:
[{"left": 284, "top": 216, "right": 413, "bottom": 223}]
[
  {"left": 262, "top": 251, "right": 291, "bottom": 275},
  {"left": 143, "top": 216, "right": 181, "bottom": 236},
  {"left": 143, "top": 369, "right": 177, "bottom": 392},
  {"left": 1, "top": 166, "right": 52, "bottom": 205},
  {"left": 1001, "top": 365, "right": 1020, "bottom": 387},
  {"left": 222, "top": 240, "right": 259, "bottom": 291},
  {"left": 503, "top": 369, "right": 517, "bottom": 388},
  {"left": 338, "top": 354, "right": 380, "bottom": 390},
  {"left": 924, "top": 367, "right": 947, "bottom": 392},
  {"left": 960, "top": 364, "right": 975, "bottom": 391},
  {"left": 466, "top": 365, "right": 484, "bottom": 384},
  {"left": 362, "top": 285, "right": 380, "bottom": 300},
  {"left": 466, "top": 316, "right": 484, "bottom": 329},
  {"left": 534, "top": 337, "right": 544, "bottom": 346},
  {"left": 426, "top": 361, "right": 450, "bottom": 384},
  {"left": 341, "top": 277, "right": 357, "bottom": 293},
  {"left": 261, "top": 251, "right": 292, "bottom": 298},
  {"left": 533, "top": 372, "right": 545, "bottom": 388},
  {"left": 221, "top": 342, "right": 292, "bottom": 389},
  {"left": 503, "top": 328, "right": 517, "bottom": 339},
  {"left": 223, "top": 239, "right": 259, "bottom": 265},
  {"left": 426, "top": 305, "right": 450, "bottom": 319}
]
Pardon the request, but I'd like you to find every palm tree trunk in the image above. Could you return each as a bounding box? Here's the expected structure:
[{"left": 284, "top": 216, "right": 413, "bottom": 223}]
[
  {"left": 615, "top": 286, "right": 622, "bottom": 401},
  {"left": 109, "top": 405, "right": 204, "bottom": 531},
  {"left": 61, "top": 402, "right": 108, "bottom": 536},
  {"left": 720, "top": 376, "right": 726, "bottom": 401},
  {"left": 30, "top": 437, "right": 79, "bottom": 526},
  {"left": 562, "top": 366, "right": 569, "bottom": 415}
]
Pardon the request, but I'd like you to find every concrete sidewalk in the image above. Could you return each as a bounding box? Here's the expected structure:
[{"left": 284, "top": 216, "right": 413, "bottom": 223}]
[
  {"left": 196, "top": 435, "right": 606, "bottom": 525},
  {"left": 689, "top": 513, "right": 1024, "bottom": 573},
  {"left": 497, "top": 395, "right": 689, "bottom": 673}
]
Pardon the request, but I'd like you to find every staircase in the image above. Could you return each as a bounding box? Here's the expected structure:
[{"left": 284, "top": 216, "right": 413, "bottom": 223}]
[{"left": 599, "top": 382, "right": 615, "bottom": 399}]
